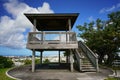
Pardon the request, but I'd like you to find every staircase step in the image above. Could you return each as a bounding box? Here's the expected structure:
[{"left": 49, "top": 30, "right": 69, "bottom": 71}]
[
  {"left": 82, "top": 66, "right": 95, "bottom": 69},
  {"left": 82, "top": 62, "right": 92, "bottom": 64},
  {"left": 81, "top": 66, "right": 96, "bottom": 71},
  {"left": 81, "top": 68, "right": 96, "bottom": 72},
  {"left": 81, "top": 65, "right": 93, "bottom": 67}
]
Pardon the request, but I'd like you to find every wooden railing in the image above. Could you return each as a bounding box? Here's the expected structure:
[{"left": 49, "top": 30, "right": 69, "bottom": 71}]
[
  {"left": 72, "top": 49, "right": 83, "bottom": 71},
  {"left": 27, "top": 32, "right": 77, "bottom": 44},
  {"left": 78, "top": 41, "right": 99, "bottom": 72}
]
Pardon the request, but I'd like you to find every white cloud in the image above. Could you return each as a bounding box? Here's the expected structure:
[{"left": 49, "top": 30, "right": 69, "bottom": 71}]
[
  {"left": 106, "top": 5, "right": 115, "bottom": 12},
  {"left": 88, "top": 16, "right": 94, "bottom": 21},
  {"left": 0, "top": 0, "right": 54, "bottom": 49},
  {"left": 117, "top": 3, "right": 120, "bottom": 8},
  {"left": 37, "top": 2, "right": 54, "bottom": 13},
  {"left": 99, "top": 3, "right": 120, "bottom": 13}
]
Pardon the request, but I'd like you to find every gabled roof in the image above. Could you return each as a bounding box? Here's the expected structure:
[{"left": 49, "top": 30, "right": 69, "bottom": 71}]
[{"left": 24, "top": 13, "right": 79, "bottom": 31}]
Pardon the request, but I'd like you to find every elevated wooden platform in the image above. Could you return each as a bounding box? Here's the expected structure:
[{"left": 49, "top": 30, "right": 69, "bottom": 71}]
[{"left": 26, "top": 31, "right": 78, "bottom": 50}]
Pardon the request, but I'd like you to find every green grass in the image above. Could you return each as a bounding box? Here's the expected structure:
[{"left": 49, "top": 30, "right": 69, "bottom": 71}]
[
  {"left": 0, "top": 68, "right": 15, "bottom": 80},
  {"left": 105, "top": 77, "right": 119, "bottom": 80}
]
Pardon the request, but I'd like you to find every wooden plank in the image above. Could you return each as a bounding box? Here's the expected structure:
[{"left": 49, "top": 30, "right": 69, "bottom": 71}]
[{"left": 26, "top": 43, "right": 78, "bottom": 49}]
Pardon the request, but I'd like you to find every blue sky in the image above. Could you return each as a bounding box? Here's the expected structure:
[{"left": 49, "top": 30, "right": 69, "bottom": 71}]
[{"left": 0, "top": 0, "right": 120, "bottom": 56}]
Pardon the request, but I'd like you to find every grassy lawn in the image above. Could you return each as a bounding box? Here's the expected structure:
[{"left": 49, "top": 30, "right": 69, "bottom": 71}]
[
  {"left": 105, "top": 77, "right": 119, "bottom": 80},
  {"left": 0, "top": 68, "right": 15, "bottom": 80}
]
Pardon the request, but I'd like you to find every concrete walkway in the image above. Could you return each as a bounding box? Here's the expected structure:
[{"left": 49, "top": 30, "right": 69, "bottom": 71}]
[{"left": 7, "top": 65, "right": 113, "bottom": 80}]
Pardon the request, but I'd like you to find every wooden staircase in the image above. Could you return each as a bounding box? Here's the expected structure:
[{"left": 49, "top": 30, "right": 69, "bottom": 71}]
[
  {"left": 73, "top": 41, "right": 99, "bottom": 72},
  {"left": 81, "top": 56, "right": 96, "bottom": 71}
]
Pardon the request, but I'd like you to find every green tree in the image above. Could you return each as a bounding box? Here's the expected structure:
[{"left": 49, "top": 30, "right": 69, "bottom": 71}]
[
  {"left": 77, "top": 11, "right": 120, "bottom": 66},
  {"left": 0, "top": 56, "right": 13, "bottom": 68}
]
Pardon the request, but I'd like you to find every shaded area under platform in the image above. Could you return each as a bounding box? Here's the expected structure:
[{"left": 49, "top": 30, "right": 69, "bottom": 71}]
[{"left": 35, "top": 63, "right": 70, "bottom": 70}]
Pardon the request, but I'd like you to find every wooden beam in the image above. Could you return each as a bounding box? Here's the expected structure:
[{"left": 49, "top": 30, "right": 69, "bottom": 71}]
[{"left": 27, "top": 43, "right": 78, "bottom": 49}]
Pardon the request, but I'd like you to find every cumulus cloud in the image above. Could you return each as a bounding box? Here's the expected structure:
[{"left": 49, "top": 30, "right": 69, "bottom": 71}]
[
  {"left": 99, "top": 3, "right": 120, "bottom": 13},
  {"left": 0, "top": 0, "right": 54, "bottom": 49}
]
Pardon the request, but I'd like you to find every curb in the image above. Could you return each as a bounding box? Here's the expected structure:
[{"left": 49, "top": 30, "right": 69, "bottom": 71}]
[
  {"left": 108, "top": 68, "right": 115, "bottom": 77},
  {"left": 6, "top": 68, "right": 22, "bottom": 80}
]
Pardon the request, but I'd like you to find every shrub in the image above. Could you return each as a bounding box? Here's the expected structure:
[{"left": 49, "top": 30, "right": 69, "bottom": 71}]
[
  {"left": 24, "top": 59, "right": 31, "bottom": 65},
  {"left": 0, "top": 56, "right": 13, "bottom": 68},
  {"left": 43, "top": 59, "right": 50, "bottom": 63},
  {"left": 24, "top": 59, "right": 40, "bottom": 65}
]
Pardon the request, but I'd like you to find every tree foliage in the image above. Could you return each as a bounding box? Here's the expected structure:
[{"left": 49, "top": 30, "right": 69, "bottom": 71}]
[
  {"left": 77, "top": 11, "right": 120, "bottom": 66},
  {"left": 0, "top": 56, "right": 13, "bottom": 68}
]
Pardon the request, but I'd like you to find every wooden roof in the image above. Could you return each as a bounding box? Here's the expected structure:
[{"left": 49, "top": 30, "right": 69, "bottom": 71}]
[{"left": 24, "top": 13, "right": 79, "bottom": 31}]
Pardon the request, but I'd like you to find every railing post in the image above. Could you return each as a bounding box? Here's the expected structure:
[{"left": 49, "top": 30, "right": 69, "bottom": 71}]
[
  {"left": 42, "top": 31, "right": 45, "bottom": 43},
  {"left": 66, "top": 31, "right": 68, "bottom": 43},
  {"left": 59, "top": 32, "right": 61, "bottom": 42},
  {"left": 79, "top": 58, "right": 82, "bottom": 71}
]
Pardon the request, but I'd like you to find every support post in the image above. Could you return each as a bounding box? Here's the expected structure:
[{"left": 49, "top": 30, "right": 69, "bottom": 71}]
[
  {"left": 40, "top": 51, "right": 43, "bottom": 65},
  {"left": 59, "top": 51, "right": 60, "bottom": 64},
  {"left": 68, "top": 19, "right": 71, "bottom": 31},
  {"left": 66, "top": 55, "right": 68, "bottom": 63},
  {"left": 33, "top": 19, "right": 36, "bottom": 32},
  {"left": 70, "top": 50, "right": 73, "bottom": 72},
  {"left": 32, "top": 49, "right": 35, "bottom": 72},
  {"left": 66, "top": 50, "right": 69, "bottom": 63}
]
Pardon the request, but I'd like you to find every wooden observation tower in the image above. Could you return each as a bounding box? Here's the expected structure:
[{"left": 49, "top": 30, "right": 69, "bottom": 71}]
[{"left": 25, "top": 13, "right": 99, "bottom": 72}]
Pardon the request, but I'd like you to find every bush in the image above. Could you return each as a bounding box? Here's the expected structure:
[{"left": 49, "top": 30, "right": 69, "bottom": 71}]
[
  {"left": 43, "top": 59, "right": 50, "bottom": 63},
  {"left": 24, "top": 59, "right": 31, "bottom": 65},
  {"left": 24, "top": 59, "right": 40, "bottom": 65},
  {"left": 35, "top": 59, "right": 40, "bottom": 64},
  {"left": 0, "top": 56, "right": 13, "bottom": 68}
]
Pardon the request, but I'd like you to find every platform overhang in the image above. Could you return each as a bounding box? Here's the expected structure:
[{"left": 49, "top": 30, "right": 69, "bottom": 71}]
[{"left": 24, "top": 13, "right": 79, "bottom": 31}]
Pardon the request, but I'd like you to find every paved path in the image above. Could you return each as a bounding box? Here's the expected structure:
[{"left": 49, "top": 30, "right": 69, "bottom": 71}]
[{"left": 7, "top": 65, "right": 113, "bottom": 80}]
